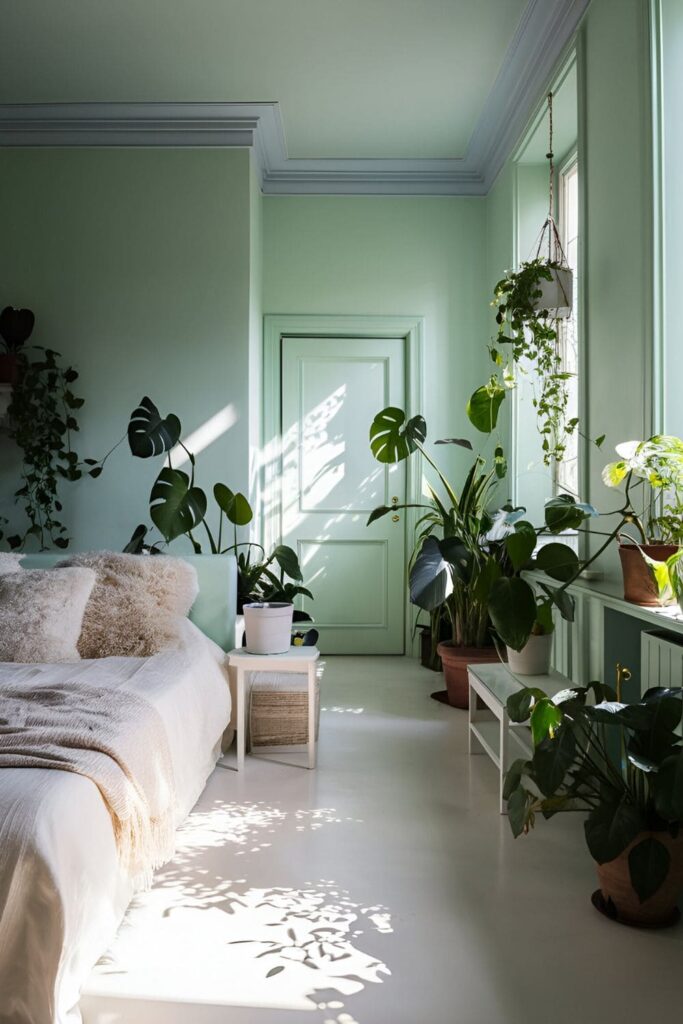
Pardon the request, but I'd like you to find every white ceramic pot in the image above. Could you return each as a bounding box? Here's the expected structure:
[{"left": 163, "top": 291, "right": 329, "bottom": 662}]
[
  {"left": 534, "top": 266, "right": 573, "bottom": 319},
  {"left": 243, "top": 602, "right": 294, "bottom": 655},
  {"left": 506, "top": 633, "right": 554, "bottom": 676}
]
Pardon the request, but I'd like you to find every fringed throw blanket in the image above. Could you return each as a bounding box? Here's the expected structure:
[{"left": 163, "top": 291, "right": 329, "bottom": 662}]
[{"left": 0, "top": 677, "right": 176, "bottom": 886}]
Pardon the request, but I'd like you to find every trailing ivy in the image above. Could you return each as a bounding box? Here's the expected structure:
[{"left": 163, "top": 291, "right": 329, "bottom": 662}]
[{"left": 7, "top": 347, "right": 84, "bottom": 550}]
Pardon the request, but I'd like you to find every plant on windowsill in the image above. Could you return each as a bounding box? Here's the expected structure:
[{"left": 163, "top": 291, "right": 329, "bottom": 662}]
[
  {"left": 601, "top": 435, "right": 683, "bottom": 606},
  {"left": 504, "top": 666, "right": 683, "bottom": 928},
  {"left": 0, "top": 307, "right": 86, "bottom": 551},
  {"left": 365, "top": 407, "right": 595, "bottom": 705}
]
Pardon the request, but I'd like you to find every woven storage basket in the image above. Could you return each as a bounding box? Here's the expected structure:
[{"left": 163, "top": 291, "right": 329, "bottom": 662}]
[{"left": 248, "top": 672, "right": 320, "bottom": 748}]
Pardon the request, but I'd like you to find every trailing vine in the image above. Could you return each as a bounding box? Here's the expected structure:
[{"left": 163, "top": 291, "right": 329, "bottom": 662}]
[{"left": 6, "top": 345, "right": 85, "bottom": 550}]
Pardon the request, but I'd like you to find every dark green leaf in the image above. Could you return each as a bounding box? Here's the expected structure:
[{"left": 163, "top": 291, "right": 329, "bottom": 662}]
[
  {"left": 655, "top": 751, "right": 683, "bottom": 821},
  {"left": 544, "top": 494, "right": 598, "bottom": 532},
  {"left": 504, "top": 520, "right": 537, "bottom": 570},
  {"left": 369, "top": 407, "right": 426, "bottom": 463},
  {"left": 532, "top": 725, "right": 576, "bottom": 797},
  {"left": 503, "top": 758, "right": 531, "bottom": 801},
  {"left": 272, "top": 544, "right": 303, "bottom": 582},
  {"left": 128, "top": 396, "right": 181, "bottom": 458},
  {"left": 535, "top": 542, "right": 580, "bottom": 582},
  {"left": 488, "top": 577, "right": 537, "bottom": 651},
  {"left": 434, "top": 437, "right": 473, "bottom": 450},
  {"left": 409, "top": 535, "right": 453, "bottom": 611},
  {"left": 584, "top": 799, "right": 644, "bottom": 863},
  {"left": 508, "top": 785, "right": 533, "bottom": 837},
  {"left": 628, "top": 836, "right": 670, "bottom": 903},
  {"left": 530, "top": 698, "right": 563, "bottom": 746},
  {"left": 466, "top": 380, "right": 506, "bottom": 434},
  {"left": 150, "top": 467, "right": 207, "bottom": 542}
]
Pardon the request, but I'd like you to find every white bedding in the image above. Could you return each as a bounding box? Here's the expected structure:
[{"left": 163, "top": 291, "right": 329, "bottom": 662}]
[{"left": 0, "top": 619, "right": 231, "bottom": 1024}]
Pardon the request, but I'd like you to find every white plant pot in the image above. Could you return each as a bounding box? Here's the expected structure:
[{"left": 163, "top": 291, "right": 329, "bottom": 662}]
[
  {"left": 243, "top": 602, "right": 294, "bottom": 655},
  {"left": 506, "top": 633, "right": 554, "bottom": 676},
  {"left": 534, "top": 266, "right": 573, "bottom": 319}
]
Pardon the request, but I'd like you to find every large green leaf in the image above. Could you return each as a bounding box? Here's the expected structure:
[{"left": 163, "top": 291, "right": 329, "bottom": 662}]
[
  {"left": 538, "top": 582, "right": 575, "bottom": 623},
  {"left": 466, "top": 379, "right": 506, "bottom": 434},
  {"left": 530, "top": 698, "right": 563, "bottom": 746},
  {"left": 488, "top": 577, "right": 537, "bottom": 652},
  {"left": 584, "top": 798, "right": 644, "bottom": 864},
  {"left": 271, "top": 544, "right": 303, "bottom": 582},
  {"left": 213, "top": 483, "right": 253, "bottom": 526},
  {"left": 150, "top": 467, "right": 207, "bottom": 542},
  {"left": 584, "top": 701, "right": 656, "bottom": 730},
  {"left": 535, "top": 542, "right": 580, "bottom": 582},
  {"left": 504, "top": 520, "right": 537, "bottom": 570},
  {"left": 128, "top": 396, "right": 181, "bottom": 458},
  {"left": 409, "top": 535, "right": 453, "bottom": 611},
  {"left": 628, "top": 836, "right": 671, "bottom": 903},
  {"left": 507, "top": 785, "right": 534, "bottom": 838},
  {"left": 369, "top": 407, "right": 426, "bottom": 463},
  {"left": 544, "top": 494, "right": 598, "bottom": 532},
  {"left": 503, "top": 758, "right": 531, "bottom": 801},
  {"left": 532, "top": 726, "right": 576, "bottom": 797}
]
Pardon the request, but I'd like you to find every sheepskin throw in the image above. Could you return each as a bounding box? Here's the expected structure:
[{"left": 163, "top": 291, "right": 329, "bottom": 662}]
[
  {"left": 0, "top": 553, "right": 23, "bottom": 575},
  {"left": 0, "top": 568, "right": 96, "bottom": 662},
  {"left": 0, "top": 674, "right": 175, "bottom": 885},
  {"left": 58, "top": 552, "right": 199, "bottom": 659}
]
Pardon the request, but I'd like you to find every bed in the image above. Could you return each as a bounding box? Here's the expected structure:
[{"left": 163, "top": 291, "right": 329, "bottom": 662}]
[{"left": 0, "top": 553, "right": 237, "bottom": 1024}]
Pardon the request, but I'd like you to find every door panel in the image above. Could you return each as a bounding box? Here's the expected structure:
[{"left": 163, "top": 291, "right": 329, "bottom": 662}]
[{"left": 281, "top": 337, "right": 406, "bottom": 654}]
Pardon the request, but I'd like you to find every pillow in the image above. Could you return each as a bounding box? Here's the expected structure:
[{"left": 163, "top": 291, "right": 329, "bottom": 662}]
[
  {"left": 57, "top": 552, "right": 199, "bottom": 659},
  {"left": 0, "top": 568, "right": 96, "bottom": 663},
  {"left": 0, "top": 553, "right": 23, "bottom": 575}
]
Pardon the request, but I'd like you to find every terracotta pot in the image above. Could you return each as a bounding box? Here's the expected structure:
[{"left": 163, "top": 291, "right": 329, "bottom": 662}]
[
  {"left": 506, "top": 633, "right": 553, "bottom": 676},
  {"left": 596, "top": 831, "right": 683, "bottom": 927},
  {"left": 0, "top": 353, "right": 18, "bottom": 385},
  {"left": 436, "top": 642, "right": 502, "bottom": 709},
  {"left": 619, "top": 542, "right": 680, "bottom": 606}
]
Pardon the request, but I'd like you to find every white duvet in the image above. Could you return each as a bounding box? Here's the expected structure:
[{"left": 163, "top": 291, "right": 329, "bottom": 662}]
[{"left": 0, "top": 619, "right": 231, "bottom": 1024}]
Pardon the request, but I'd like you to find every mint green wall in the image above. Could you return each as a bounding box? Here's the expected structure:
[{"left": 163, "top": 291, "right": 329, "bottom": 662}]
[
  {"left": 0, "top": 148, "right": 253, "bottom": 551},
  {"left": 263, "top": 196, "right": 497, "bottom": 481},
  {"left": 581, "top": 0, "right": 653, "bottom": 577},
  {"left": 249, "top": 154, "right": 264, "bottom": 522}
]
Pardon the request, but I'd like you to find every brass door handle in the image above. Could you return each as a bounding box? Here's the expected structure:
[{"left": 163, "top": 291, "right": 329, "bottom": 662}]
[
  {"left": 391, "top": 496, "right": 399, "bottom": 506},
  {"left": 392, "top": 514, "right": 400, "bottom": 522}
]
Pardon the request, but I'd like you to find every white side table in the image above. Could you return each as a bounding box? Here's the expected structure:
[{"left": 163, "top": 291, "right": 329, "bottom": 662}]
[
  {"left": 467, "top": 663, "right": 570, "bottom": 813},
  {"left": 227, "top": 647, "right": 321, "bottom": 770}
]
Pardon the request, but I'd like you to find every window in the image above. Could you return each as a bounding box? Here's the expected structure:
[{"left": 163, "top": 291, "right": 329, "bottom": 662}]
[{"left": 556, "top": 157, "right": 579, "bottom": 497}]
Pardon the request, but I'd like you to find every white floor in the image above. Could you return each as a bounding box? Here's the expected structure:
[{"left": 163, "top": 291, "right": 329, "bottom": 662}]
[{"left": 81, "top": 656, "right": 683, "bottom": 1024}]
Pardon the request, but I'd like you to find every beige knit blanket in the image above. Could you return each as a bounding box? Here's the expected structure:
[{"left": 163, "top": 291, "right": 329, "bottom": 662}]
[{"left": 0, "top": 677, "right": 176, "bottom": 886}]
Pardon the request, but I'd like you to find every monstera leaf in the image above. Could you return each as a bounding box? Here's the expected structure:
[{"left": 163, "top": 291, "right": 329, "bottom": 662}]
[
  {"left": 150, "top": 467, "right": 207, "bottom": 542},
  {"left": 369, "top": 407, "right": 426, "bottom": 463},
  {"left": 213, "top": 483, "right": 253, "bottom": 526},
  {"left": 128, "top": 397, "right": 181, "bottom": 458}
]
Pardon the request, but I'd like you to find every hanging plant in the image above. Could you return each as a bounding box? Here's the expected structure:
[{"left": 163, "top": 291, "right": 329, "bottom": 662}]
[
  {"left": 468, "top": 93, "right": 579, "bottom": 467},
  {"left": 5, "top": 317, "right": 85, "bottom": 550}
]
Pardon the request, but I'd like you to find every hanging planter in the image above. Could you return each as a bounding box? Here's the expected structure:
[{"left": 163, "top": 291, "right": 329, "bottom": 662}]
[{"left": 535, "top": 265, "right": 573, "bottom": 320}]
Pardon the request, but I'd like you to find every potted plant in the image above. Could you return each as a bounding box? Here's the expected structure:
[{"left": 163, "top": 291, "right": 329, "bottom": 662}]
[
  {"left": 366, "top": 408, "right": 592, "bottom": 706},
  {"left": 504, "top": 671, "right": 683, "bottom": 927},
  {"left": 504, "top": 601, "right": 555, "bottom": 677},
  {"left": 0, "top": 305, "right": 34, "bottom": 384},
  {"left": 602, "top": 436, "right": 683, "bottom": 605}
]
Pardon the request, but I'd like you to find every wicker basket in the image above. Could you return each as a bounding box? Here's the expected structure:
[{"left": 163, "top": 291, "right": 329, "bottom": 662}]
[{"left": 248, "top": 672, "right": 320, "bottom": 748}]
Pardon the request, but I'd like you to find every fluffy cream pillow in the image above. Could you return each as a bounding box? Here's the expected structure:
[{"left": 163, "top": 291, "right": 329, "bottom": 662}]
[
  {"left": 0, "top": 568, "right": 96, "bottom": 663},
  {"left": 58, "top": 552, "right": 199, "bottom": 659},
  {"left": 0, "top": 553, "right": 23, "bottom": 575}
]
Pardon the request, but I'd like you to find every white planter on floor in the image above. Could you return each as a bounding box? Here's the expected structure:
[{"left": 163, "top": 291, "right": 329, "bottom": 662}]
[
  {"left": 506, "top": 633, "right": 554, "bottom": 676},
  {"left": 535, "top": 266, "right": 573, "bottom": 319},
  {"left": 243, "top": 602, "right": 294, "bottom": 655}
]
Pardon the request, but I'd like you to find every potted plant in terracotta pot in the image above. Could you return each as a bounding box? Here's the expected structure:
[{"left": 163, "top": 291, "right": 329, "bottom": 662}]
[
  {"left": 602, "top": 436, "right": 683, "bottom": 605},
  {"left": 504, "top": 671, "right": 683, "bottom": 927},
  {"left": 366, "top": 408, "right": 593, "bottom": 707},
  {"left": 0, "top": 305, "right": 34, "bottom": 385}
]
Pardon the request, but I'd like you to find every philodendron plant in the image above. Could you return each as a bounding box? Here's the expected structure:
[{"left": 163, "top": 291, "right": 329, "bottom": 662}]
[
  {"left": 504, "top": 678, "right": 683, "bottom": 912},
  {"left": 602, "top": 435, "right": 683, "bottom": 546},
  {"left": 366, "top": 407, "right": 597, "bottom": 653},
  {"left": 90, "top": 397, "right": 312, "bottom": 611}
]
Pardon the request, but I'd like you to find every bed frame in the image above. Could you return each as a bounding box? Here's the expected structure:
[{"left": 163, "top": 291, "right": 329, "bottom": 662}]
[{"left": 19, "top": 552, "right": 237, "bottom": 651}]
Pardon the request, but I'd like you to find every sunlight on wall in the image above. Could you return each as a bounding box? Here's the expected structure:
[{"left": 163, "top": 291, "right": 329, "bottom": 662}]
[{"left": 170, "top": 405, "right": 238, "bottom": 467}]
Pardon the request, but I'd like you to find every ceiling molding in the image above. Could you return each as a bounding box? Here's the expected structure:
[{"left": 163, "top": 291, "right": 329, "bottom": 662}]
[{"left": 0, "top": 0, "right": 590, "bottom": 196}]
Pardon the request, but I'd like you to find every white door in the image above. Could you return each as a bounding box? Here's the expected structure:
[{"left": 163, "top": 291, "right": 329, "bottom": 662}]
[{"left": 281, "top": 337, "right": 407, "bottom": 654}]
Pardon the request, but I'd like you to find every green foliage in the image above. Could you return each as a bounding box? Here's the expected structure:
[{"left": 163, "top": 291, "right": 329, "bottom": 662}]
[
  {"left": 367, "top": 406, "right": 594, "bottom": 652},
  {"left": 466, "top": 378, "right": 506, "bottom": 434},
  {"left": 7, "top": 345, "right": 85, "bottom": 550},
  {"left": 0, "top": 306, "right": 35, "bottom": 353},
  {"left": 503, "top": 682, "right": 683, "bottom": 902},
  {"left": 602, "top": 436, "right": 683, "bottom": 544}
]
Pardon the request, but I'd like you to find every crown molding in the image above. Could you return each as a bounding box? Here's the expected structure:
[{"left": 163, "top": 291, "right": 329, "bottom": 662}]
[{"left": 0, "top": 0, "right": 590, "bottom": 196}]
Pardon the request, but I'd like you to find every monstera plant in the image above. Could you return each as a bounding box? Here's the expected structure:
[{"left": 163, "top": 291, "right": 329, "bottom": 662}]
[
  {"left": 504, "top": 675, "right": 683, "bottom": 927},
  {"left": 91, "top": 397, "right": 312, "bottom": 610},
  {"left": 366, "top": 407, "right": 595, "bottom": 705}
]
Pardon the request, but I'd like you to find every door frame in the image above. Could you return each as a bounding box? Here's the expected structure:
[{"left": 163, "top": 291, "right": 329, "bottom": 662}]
[{"left": 263, "top": 314, "right": 425, "bottom": 655}]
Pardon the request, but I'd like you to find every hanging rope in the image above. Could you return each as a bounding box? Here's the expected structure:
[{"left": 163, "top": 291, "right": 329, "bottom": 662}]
[{"left": 533, "top": 91, "right": 569, "bottom": 267}]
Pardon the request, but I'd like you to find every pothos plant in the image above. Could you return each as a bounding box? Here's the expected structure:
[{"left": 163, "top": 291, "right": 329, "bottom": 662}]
[
  {"left": 466, "top": 259, "right": 578, "bottom": 465},
  {"left": 1, "top": 308, "right": 85, "bottom": 551},
  {"left": 90, "top": 397, "right": 312, "bottom": 612}
]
